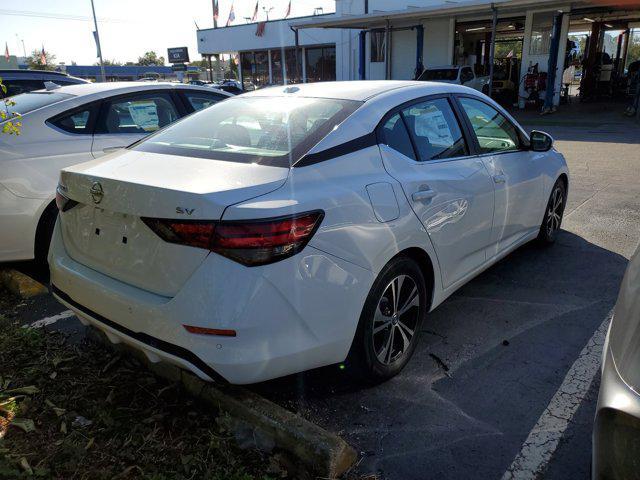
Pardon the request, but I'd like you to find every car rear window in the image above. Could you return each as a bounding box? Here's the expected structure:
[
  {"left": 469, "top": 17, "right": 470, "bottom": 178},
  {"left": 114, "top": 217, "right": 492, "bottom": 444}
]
[
  {"left": 419, "top": 69, "right": 459, "bottom": 81},
  {"left": 133, "top": 96, "right": 361, "bottom": 167},
  {"left": 2, "top": 91, "right": 74, "bottom": 116}
]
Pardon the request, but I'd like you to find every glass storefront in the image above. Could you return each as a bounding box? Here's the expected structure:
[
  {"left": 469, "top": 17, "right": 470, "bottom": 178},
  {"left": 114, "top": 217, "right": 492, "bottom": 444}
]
[
  {"left": 239, "top": 45, "right": 334, "bottom": 88},
  {"left": 305, "top": 46, "right": 336, "bottom": 83},
  {"left": 240, "top": 51, "right": 269, "bottom": 88}
]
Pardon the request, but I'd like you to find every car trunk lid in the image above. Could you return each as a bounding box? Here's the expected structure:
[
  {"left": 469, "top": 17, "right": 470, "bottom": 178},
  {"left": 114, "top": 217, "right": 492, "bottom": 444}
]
[{"left": 58, "top": 150, "right": 289, "bottom": 297}]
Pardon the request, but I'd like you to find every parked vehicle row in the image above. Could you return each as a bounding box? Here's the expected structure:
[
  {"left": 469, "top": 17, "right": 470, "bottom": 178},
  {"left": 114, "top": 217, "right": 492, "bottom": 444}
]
[
  {"left": 45, "top": 80, "right": 568, "bottom": 385},
  {"left": 418, "top": 65, "right": 491, "bottom": 94},
  {"left": 0, "top": 69, "right": 88, "bottom": 98},
  {"left": 0, "top": 82, "right": 230, "bottom": 263}
]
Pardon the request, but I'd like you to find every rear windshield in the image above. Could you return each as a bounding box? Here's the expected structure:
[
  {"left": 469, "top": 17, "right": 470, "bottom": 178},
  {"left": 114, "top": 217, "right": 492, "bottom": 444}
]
[
  {"left": 419, "top": 69, "right": 459, "bottom": 81},
  {"left": 2, "top": 91, "right": 74, "bottom": 115},
  {"left": 134, "top": 96, "right": 362, "bottom": 167}
]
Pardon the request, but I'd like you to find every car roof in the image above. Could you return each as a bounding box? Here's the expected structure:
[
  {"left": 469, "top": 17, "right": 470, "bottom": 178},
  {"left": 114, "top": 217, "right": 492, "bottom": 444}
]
[
  {"left": 41, "top": 81, "right": 232, "bottom": 97},
  {"left": 241, "top": 80, "right": 467, "bottom": 102},
  {"left": 0, "top": 69, "right": 70, "bottom": 76},
  {"left": 426, "top": 65, "right": 460, "bottom": 69}
]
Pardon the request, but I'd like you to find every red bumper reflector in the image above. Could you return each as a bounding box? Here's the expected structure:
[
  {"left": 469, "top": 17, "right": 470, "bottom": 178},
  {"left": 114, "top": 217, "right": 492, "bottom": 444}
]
[{"left": 183, "top": 325, "right": 237, "bottom": 337}]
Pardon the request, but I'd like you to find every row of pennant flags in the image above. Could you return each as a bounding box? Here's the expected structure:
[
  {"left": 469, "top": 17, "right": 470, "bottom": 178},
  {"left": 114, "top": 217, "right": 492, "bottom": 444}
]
[{"left": 213, "top": 0, "right": 292, "bottom": 36}]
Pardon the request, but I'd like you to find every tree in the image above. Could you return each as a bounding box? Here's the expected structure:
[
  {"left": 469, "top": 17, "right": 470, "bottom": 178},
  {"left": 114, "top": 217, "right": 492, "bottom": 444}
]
[
  {"left": 96, "top": 59, "right": 122, "bottom": 66},
  {"left": 26, "top": 49, "right": 57, "bottom": 71},
  {"left": 136, "top": 51, "right": 165, "bottom": 66},
  {"left": 0, "top": 78, "right": 22, "bottom": 135}
]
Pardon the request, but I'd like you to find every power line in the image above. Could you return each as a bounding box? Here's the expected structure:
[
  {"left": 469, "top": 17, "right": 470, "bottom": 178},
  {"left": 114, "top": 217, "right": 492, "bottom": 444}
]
[{"left": 0, "top": 9, "right": 129, "bottom": 23}]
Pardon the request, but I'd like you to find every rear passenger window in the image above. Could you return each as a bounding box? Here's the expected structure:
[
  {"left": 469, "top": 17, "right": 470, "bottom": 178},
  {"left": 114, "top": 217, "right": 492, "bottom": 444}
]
[
  {"left": 50, "top": 107, "right": 93, "bottom": 134},
  {"left": 401, "top": 98, "right": 468, "bottom": 161},
  {"left": 378, "top": 113, "right": 416, "bottom": 161},
  {"left": 98, "top": 93, "right": 179, "bottom": 134},
  {"left": 182, "top": 90, "right": 224, "bottom": 112}
]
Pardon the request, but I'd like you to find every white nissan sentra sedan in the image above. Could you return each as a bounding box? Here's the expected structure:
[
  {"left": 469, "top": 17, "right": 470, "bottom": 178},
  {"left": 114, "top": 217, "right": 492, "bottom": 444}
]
[
  {"left": 49, "top": 81, "right": 568, "bottom": 384},
  {"left": 0, "top": 82, "right": 231, "bottom": 264}
]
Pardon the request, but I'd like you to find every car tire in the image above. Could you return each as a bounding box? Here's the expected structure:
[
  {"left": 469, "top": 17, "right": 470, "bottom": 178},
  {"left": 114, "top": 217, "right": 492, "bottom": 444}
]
[
  {"left": 34, "top": 202, "right": 58, "bottom": 266},
  {"left": 537, "top": 178, "right": 566, "bottom": 245},
  {"left": 346, "top": 256, "right": 428, "bottom": 384}
]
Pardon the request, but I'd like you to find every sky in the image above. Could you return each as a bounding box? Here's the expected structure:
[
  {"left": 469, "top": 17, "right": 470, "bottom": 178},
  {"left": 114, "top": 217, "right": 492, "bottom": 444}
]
[{"left": 0, "top": 0, "right": 336, "bottom": 65}]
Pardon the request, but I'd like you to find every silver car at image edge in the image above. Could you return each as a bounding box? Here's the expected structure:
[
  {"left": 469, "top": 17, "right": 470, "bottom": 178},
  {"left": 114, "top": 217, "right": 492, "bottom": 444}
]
[{"left": 593, "top": 243, "right": 640, "bottom": 479}]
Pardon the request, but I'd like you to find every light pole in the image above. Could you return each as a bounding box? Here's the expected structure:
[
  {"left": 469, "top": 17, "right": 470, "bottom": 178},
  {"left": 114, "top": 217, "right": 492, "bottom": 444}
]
[{"left": 90, "top": 0, "right": 106, "bottom": 82}]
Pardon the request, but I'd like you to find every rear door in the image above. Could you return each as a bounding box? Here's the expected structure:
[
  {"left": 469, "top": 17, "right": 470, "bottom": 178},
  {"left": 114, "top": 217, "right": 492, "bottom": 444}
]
[
  {"left": 91, "top": 90, "right": 183, "bottom": 158},
  {"left": 378, "top": 95, "right": 495, "bottom": 289},
  {"left": 455, "top": 95, "right": 544, "bottom": 257}
]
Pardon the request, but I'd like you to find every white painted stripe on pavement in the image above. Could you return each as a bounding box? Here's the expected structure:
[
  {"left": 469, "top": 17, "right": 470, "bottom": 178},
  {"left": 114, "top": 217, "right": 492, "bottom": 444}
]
[
  {"left": 501, "top": 311, "right": 612, "bottom": 480},
  {"left": 26, "top": 310, "right": 75, "bottom": 329}
]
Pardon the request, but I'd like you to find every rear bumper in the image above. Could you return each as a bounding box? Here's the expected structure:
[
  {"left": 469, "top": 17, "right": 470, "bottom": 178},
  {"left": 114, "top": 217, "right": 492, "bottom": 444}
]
[
  {"left": 592, "top": 341, "right": 640, "bottom": 479},
  {"left": 48, "top": 220, "right": 374, "bottom": 384}
]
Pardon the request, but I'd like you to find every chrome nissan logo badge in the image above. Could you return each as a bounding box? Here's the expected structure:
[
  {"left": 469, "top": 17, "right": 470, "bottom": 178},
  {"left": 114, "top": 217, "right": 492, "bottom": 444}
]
[{"left": 90, "top": 182, "right": 104, "bottom": 204}]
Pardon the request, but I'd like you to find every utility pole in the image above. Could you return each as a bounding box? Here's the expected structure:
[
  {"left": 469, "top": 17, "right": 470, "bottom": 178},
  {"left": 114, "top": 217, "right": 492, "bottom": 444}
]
[{"left": 90, "top": 0, "right": 106, "bottom": 82}]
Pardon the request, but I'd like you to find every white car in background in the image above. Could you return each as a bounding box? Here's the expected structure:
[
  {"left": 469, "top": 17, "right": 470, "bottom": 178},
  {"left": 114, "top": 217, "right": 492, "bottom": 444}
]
[
  {"left": 49, "top": 81, "right": 568, "bottom": 384},
  {"left": 0, "top": 82, "right": 231, "bottom": 263},
  {"left": 418, "top": 65, "right": 490, "bottom": 94}
]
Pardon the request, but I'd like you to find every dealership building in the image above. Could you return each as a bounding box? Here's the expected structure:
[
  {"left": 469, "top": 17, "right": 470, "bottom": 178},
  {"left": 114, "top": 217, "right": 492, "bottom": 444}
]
[{"left": 197, "top": 0, "right": 640, "bottom": 108}]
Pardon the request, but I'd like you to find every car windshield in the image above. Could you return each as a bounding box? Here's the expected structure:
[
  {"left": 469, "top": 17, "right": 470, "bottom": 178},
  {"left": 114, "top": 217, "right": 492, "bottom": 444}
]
[
  {"left": 134, "top": 96, "right": 361, "bottom": 166},
  {"left": 419, "top": 69, "right": 459, "bottom": 81},
  {"left": 2, "top": 91, "right": 74, "bottom": 116}
]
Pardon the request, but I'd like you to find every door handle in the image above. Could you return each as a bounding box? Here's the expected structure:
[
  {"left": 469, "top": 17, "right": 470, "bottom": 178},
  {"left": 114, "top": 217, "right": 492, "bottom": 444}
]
[
  {"left": 412, "top": 189, "right": 437, "bottom": 202},
  {"left": 103, "top": 146, "right": 125, "bottom": 153},
  {"left": 493, "top": 174, "right": 506, "bottom": 184}
]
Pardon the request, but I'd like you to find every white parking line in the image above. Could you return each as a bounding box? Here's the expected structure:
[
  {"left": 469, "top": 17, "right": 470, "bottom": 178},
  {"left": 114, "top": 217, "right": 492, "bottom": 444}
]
[
  {"left": 26, "top": 310, "right": 75, "bottom": 329},
  {"left": 501, "top": 311, "right": 612, "bottom": 480}
]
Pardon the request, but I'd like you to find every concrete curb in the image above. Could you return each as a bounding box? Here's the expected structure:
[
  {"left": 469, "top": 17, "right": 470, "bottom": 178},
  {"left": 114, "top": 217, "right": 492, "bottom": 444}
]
[
  {"left": 0, "top": 269, "right": 48, "bottom": 298},
  {"left": 87, "top": 328, "right": 357, "bottom": 479}
]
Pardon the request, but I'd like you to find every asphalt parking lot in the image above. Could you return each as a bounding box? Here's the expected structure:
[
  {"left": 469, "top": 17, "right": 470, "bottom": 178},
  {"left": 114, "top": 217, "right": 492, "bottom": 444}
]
[{"left": 2, "top": 104, "right": 639, "bottom": 479}]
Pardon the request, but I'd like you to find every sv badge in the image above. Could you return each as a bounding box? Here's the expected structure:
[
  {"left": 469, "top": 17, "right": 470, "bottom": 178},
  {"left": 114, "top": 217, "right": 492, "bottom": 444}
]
[{"left": 176, "top": 207, "right": 195, "bottom": 215}]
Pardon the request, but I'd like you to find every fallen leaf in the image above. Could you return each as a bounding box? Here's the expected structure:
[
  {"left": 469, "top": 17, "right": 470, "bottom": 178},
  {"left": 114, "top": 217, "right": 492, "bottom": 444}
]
[
  {"left": 85, "top": 437, "right": 94, "bottom": 450},
  {"left": 44, "top": 399, "right": 65, "bottom": 417},
  {"left": 4, "top": 386, "right": 39, "bottom": 395},
  {"left": 11, "top": 418, "right": 35, "bottom": 433},
  {"left": 19, "top": 457, "right": 33, "bottom": 475},
  {"left": 60, "top": 421, "right": 67, "bottom": 434},
  {"left": 49, "top": 372, "right": 57, "bottom": 380}
]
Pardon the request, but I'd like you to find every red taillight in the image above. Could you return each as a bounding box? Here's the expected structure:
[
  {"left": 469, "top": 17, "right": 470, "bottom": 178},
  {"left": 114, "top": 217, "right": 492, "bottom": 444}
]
[
  {"left": 55, "top": 186, "right": 78, "bottom": 212},
  {"left": 141, "top": 211, "right": 323, "bottom": 266}
]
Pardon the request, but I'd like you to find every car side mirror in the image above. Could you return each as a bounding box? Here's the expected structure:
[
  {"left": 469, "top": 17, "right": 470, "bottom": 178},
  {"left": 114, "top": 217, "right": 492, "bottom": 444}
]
[{"left": 530, "top": 130, "right": 553, "bottom": 152}]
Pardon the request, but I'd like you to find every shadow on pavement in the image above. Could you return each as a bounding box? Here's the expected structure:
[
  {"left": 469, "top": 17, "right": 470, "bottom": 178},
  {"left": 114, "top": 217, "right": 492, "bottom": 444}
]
[{"left": 251, "top": 231, "right": 627, "bottom": 480}]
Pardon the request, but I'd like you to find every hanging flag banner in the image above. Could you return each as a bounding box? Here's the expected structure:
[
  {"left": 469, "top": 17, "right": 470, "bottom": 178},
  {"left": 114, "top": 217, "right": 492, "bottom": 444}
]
[
  {"left": 93, "top": 31, "right": 101, "bottom": 58},
  {"left": 255, "top": 21, "right": 266, "bottom": 37},
  {"left": 226, "top": 3, "right": 235, "bottom": 27}
]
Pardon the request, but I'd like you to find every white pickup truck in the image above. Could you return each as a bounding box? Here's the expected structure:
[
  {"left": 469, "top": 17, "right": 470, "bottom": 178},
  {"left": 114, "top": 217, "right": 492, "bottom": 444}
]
[{"left": 418, "top": 65, "right": 490, "bottom": 94}]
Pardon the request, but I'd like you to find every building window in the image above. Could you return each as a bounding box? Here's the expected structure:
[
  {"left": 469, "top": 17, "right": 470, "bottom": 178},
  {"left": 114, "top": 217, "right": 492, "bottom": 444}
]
[
  {"left": 371, "top": 31, "right": 386, "bottom": 62},
  {"left": 304, "top": 46, "right": 336, "bottom": 83},
  {"left": 240, "top": 51, "right": 270, "bottom": 89},
  {"left": 284, "top": 48, "right": 302, "bottom": 84},
  {"left": 529, "top": 12, "right": 554, "bottom": 55},
  {"left": 271, "top": 49, "right": 283, "bottom": 85}
]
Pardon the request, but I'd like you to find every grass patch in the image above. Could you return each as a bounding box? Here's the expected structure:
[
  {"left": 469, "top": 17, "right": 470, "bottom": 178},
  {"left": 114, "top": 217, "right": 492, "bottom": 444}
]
[{"left": 0, "top": 296, "right": 278, "bottom": 480}]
